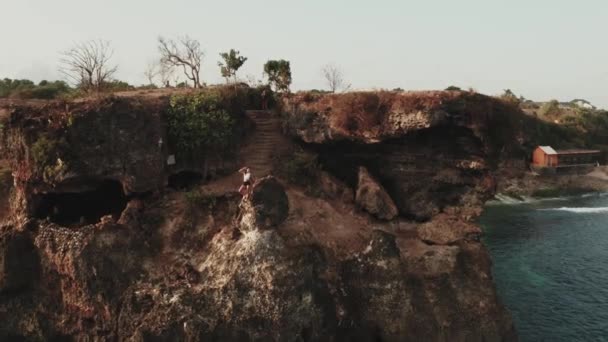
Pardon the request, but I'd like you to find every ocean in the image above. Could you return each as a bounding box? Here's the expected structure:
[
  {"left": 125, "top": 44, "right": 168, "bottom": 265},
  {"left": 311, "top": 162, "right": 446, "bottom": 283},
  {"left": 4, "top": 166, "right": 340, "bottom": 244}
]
[{"left": 480, "top": 194, "right": 608, "bottom": 341}]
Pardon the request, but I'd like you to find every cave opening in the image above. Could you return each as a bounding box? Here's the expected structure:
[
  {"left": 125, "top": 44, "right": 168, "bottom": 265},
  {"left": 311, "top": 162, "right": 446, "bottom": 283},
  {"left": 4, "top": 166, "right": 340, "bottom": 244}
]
[
  {"left": 34, "top": 179, "right": 127, "bottom": 226},
  {"left": 168, "top": 171, "right": 203, "bottom": 190}
]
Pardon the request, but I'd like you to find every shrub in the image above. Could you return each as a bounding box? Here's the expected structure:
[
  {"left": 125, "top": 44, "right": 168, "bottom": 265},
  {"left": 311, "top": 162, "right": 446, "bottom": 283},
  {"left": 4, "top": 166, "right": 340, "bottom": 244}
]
[
  {"left": 445, "top": 86, "right": 462, "bottom": 91},
  {"left": 185, "top": 189, "right": 217, "bottom": 209},
  {"left": 31, "top": 134, "right": 69, "bottom": 182},
  {"left": 102, "top": 80, "right": 134, "bottom": 92},
  {"left": 539, "top": 100, "right": 561, "bottom": 118},
  {"left": 0, "top": 78, "right": 72, "bottom": 99},
  {"left": 278, "top": 148, "right": 320, "bottom": 186},
  {"left": 331, "top": 92, "right": 393, "bottom": 133},
  {"left": 167, "top": 91, "right": 238, "bottom": 158}
]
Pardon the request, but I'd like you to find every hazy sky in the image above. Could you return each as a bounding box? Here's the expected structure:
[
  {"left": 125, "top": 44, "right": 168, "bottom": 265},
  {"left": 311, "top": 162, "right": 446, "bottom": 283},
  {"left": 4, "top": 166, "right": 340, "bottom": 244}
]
[{"left": 1, "top": 0, "right": 607, "bottom": 107}]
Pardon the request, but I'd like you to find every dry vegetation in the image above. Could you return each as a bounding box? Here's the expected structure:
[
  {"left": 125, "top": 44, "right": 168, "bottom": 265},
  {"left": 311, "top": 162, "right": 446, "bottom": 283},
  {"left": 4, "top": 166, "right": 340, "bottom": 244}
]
[{"left": 288, "top": 89, "right": 588, "bottom": 162}]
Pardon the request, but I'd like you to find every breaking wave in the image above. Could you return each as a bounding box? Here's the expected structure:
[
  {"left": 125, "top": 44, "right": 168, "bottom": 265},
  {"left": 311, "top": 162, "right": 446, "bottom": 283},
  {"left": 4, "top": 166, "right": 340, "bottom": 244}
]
[{"left": 540, "top": 207, "right": 608, "bottom": 213}]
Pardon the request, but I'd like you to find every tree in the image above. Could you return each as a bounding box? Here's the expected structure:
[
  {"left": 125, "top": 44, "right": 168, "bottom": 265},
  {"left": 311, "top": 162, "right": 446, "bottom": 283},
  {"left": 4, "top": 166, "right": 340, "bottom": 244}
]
[
  {"left": 143, "top": 61, "right": 159, "bottom": 85},
  {"left": 445, "top": 85, "right": 462, "bottom": 91},
  {"left": 264, "top": 60, "right": 291, "bottom": 92},
  {"left": 218, "top": 49, "right": 247, "bottom": 84},
  {"left": 321, "top": 63, "right": 350, "bottom": 93},
  {"left": 59, "top": 40, "right": 118, "bottom": 92},
  {"left": 499, "top": 89, "right": 521, "bottom": 106},
  {"left": 159, "top": 63, "right": 175, "bottom": 87},
  {"left": 158, "top": 36, "right": 203, "bottom": 88},
  {"left": 539, "top": 100, "right": 561, "bottom": 118}
]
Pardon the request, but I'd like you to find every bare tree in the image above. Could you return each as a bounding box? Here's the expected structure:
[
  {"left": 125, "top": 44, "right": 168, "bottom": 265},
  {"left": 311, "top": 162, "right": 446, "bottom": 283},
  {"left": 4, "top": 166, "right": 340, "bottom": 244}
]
[
  {"left": 143, "top": 61, "right": 159, "bottom": 85},
  {"left": 322, "top": 63, "right": 350, "bottom": 93},
  {"left": 158, "top": 36, "right": 203, "bottom": 88},
  {"left": 59, "top": 40, "right": 118, "bottom": 92},
  {"left": 159, "top": 63, "right": 175, "bottom": 87}
]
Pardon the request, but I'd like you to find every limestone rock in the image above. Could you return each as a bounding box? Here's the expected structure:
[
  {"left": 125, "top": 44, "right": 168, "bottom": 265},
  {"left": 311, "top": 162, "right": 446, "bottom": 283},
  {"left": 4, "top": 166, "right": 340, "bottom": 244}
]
[
  {"left": 117, "top": 199, "right": 144, "bottom": 226},
  {"left": 250, "top": 176, "right": 289, "bottom": 228},
  {"left": 341, "top": 230, "right": 411, "bottom": 340},
  {"left": 418, "top": 213, "right": 482, "bottom": 245},
  {"left": 356, "top": 167, "right": 398, "bottom": 220}
]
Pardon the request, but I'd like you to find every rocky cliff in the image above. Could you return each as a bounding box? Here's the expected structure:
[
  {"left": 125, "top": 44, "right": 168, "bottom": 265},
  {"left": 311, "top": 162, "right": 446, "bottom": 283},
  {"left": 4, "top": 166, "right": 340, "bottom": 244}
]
[{"left": 0, "top": 90, "right": 517, "bottom": 341}]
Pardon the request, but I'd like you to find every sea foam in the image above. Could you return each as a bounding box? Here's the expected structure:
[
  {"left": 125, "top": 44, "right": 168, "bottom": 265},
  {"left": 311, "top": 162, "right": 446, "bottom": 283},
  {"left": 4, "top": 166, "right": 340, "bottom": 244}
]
[{"left": 540, "top": 207, "right": 608, "bottom": 213}]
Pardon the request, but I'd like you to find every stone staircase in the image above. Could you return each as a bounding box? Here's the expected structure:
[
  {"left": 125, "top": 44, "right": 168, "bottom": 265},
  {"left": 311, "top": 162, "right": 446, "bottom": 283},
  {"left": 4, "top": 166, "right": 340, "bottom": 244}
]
[{"left": 238, "top": 110, "right": 284, "bottom": 178}]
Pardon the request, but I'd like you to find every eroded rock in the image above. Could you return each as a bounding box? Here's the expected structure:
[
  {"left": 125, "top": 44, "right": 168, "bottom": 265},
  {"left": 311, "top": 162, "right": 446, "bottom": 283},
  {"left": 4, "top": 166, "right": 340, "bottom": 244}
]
[
  {"left": 249, "top": 176, "right": 289, "bottom": 228},
  {"left": 0, "top": 92, "right": 518, "bottom": 341},
  {"left": 0, "top": 229, "right": 39, "bottom": 293},
  {"left": 341, "top": 230, "right": 411, "bottom": 340},
  {"left": 356, "top": 166, "right": 398, "bottom": 220},
  {"left": 319, "top": 170, "right": 354, "bottom": 203}
]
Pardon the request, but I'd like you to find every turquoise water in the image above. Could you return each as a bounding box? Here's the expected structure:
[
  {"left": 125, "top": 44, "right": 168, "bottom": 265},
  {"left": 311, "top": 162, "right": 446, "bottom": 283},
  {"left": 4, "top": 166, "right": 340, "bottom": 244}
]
[{"left": 480, "top": 194, "right": 608, "bottom": 342}]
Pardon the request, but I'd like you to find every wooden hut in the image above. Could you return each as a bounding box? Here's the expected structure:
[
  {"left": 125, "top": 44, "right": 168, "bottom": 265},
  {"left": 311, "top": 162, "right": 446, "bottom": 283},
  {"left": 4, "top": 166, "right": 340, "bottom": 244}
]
[{"left": 532, "top": 146, "right": 600, "bottom": 172}]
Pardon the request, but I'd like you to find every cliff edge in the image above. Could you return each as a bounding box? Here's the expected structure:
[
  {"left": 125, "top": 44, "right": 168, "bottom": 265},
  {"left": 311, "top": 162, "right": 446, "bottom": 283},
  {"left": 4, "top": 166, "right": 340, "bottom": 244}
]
[{"left": 0, "top": 90, "right": 518, "bottom": 341}]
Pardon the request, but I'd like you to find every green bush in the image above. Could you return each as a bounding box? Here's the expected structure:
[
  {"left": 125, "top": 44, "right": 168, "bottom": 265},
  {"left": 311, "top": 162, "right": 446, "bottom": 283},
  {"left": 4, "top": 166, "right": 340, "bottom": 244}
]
[
  {"left": 281, "top": 148, "right": 319, "bottom": 186},
  {"left": 539, "top": 100, "right": 561, "bottom": 118},
  {"left": 0, "top": 79, "right": 72, "bottom": 99},
  {"left": 167, "top": 91, "right": 238, "bottom": 157},
  {"left": 102, "top": 80, "right": 134, "bottom": 92},
  {"left": 31, "top": 135, "right": 69, "bottom": 182},
  {"left": 185, "top": 189, "right": 217, "bottom": 209}
]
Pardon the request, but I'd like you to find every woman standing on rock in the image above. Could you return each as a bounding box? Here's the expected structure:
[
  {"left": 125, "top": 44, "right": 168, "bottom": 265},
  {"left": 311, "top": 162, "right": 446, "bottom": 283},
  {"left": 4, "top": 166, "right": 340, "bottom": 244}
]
[{"left": 238, "top": 167, "right": 253, "bottom": 198}]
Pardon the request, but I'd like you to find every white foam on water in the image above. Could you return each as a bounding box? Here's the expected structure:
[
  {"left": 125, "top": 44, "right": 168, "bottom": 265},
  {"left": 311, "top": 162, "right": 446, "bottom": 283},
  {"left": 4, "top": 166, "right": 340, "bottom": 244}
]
[
  {"left": 490, "top": 192, "right": 608, "bottom": 206},
  {"left": 540, "top": 207, "right": 608, "bottom": 214}
]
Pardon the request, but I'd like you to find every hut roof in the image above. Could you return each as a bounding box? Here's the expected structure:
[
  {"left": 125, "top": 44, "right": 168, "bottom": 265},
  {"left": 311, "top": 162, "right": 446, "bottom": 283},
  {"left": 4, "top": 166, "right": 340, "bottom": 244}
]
[{"left": 538, "top": 146, "right": 557, "bottom": 155}]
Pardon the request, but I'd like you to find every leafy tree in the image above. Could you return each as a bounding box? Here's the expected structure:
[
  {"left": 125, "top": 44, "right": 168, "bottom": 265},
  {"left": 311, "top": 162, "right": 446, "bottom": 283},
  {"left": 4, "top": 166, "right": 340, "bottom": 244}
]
[
  {"left": 218, "top": 49, "right": 247, "bottom": 84},
  {"left": 264, "top": 60, "right": 292, "bottom": 92}
]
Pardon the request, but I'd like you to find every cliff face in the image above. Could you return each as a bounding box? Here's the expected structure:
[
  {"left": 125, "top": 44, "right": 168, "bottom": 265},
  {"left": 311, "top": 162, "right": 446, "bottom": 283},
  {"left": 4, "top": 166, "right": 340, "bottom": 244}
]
[{"left": 0, "top": 91, "right": 516, "bottom": 341}]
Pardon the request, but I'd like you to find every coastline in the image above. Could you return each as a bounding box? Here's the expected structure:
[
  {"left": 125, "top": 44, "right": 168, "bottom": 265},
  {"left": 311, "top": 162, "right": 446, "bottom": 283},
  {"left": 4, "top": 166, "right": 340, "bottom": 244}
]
[{"left": 495, "top": 164, "right": 608, "bottom": 203}]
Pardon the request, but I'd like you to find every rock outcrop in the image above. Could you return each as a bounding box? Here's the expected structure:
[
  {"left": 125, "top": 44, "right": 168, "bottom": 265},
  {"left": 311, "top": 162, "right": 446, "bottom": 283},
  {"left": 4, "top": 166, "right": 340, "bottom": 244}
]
[
  {"left": 0, "top": 91, "right": 517, "bottom": 341},
  {"left": 355, "top": 166, "right": 398, "bottom": 220},
  {"left": 249, "top": 176, "right": 289, "bottom": 228}
]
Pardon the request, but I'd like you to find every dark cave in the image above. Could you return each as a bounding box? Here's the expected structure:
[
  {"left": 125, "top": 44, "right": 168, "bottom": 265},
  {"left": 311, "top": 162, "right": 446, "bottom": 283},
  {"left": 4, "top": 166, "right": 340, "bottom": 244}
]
[
  {"left": 34, "top": 179, "right": 127, "bottom": 226},
  {"left": 168, "top": 171, "right": 203, "bottom": 190}
]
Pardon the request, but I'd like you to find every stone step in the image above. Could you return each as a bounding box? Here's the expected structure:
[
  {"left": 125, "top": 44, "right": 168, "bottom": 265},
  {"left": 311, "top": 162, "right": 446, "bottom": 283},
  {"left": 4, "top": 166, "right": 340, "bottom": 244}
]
[{"left": 255, "top": 137, "right": 281, "bottom": 141}]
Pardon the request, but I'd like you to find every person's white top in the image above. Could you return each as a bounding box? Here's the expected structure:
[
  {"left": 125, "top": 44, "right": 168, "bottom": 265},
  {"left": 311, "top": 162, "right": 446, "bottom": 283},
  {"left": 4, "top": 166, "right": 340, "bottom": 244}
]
[{"left": 244, "top": 171, "right": 252, "bottom": 182}]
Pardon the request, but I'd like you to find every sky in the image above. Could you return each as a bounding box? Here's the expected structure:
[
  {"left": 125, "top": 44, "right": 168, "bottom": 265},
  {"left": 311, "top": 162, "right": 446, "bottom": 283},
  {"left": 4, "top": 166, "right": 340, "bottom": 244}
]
[{"left": 1, "top": 0, "right": 607, "bottom": 107}]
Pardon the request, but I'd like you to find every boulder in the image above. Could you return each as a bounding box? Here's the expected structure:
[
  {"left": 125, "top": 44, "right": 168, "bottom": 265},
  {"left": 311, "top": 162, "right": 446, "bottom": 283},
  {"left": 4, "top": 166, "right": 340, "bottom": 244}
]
[
  {"left": 250, "top": 176, "right": 289, "bottom": 228},
  {"left": 355, "top": 167, "right": 398, "bottom": 220},
  {"left": 117, "top": 199, "right": 144, "bottom": 226}
]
